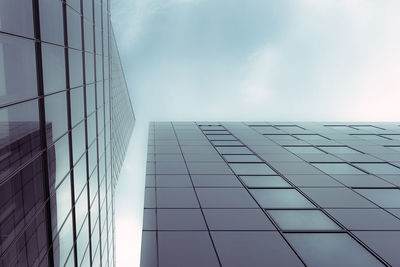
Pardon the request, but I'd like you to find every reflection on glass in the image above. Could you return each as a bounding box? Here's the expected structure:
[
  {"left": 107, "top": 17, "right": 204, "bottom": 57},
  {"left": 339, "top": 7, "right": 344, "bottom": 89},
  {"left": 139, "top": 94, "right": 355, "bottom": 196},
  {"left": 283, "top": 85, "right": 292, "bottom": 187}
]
[
  {"left": 0, "top": 156, "right": 49, "bottom": 265},
  {"left": 0, "top": 100, "right": 40, "bottom": 181},
  {"left": 268, "top": 210, "right": 340, "bottom": 230},
  {"left": 0, "top": 34, "right": 37, "bottom": 106},
  {"left": 48, "top": 134, "right": 70, "bottom": 187},
  {"left": 45, "top": 91, "right": 68, "bottom": 144}
]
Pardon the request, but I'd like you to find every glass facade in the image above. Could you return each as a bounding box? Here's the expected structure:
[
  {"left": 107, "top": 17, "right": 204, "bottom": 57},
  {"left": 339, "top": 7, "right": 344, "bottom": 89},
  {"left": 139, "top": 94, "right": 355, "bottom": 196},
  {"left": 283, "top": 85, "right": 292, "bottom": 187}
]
[
  {"left": 142, "top": 122, "right": 400, "bottom": 266},
  {"left": 0, "top": 0, "right": 135, "bottom": 266}
]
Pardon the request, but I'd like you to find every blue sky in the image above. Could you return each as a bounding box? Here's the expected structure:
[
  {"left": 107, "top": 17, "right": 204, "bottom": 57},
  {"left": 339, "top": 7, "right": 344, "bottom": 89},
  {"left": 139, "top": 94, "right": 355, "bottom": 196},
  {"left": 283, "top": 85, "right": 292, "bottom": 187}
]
[{"left": 111, "top": 0, "right": 400, "bottom": 265}]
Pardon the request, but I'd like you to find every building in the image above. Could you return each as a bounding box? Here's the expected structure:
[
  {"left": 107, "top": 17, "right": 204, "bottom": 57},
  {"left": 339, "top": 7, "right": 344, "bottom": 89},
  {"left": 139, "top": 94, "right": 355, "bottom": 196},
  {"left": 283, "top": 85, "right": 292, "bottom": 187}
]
[
  {"left": 141, "top": 122, "right": 400, "bottom": 266},
  {"left": 0, "top": 0, "right": 135, "bottom": 266}
]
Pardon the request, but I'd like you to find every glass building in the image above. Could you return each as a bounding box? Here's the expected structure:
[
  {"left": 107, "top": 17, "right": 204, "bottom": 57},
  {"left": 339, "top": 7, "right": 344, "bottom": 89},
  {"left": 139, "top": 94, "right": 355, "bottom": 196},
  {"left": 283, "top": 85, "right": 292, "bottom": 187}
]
[
  {"left": 0, "top": 0, "right": 135, "bottom": 266},
  {"left": 142, "top": 122, "right": 400, "bottom": 266}
]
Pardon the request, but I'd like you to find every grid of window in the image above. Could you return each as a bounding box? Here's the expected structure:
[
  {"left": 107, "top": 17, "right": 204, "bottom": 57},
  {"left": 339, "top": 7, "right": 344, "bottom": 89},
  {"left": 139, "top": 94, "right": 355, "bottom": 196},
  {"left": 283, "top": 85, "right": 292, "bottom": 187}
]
[
  {"left": 141, "top": 122, "right": 400, "bottom": 266},
  {"left": 0, "top": 1, "right": 135, "bottom": 266}
]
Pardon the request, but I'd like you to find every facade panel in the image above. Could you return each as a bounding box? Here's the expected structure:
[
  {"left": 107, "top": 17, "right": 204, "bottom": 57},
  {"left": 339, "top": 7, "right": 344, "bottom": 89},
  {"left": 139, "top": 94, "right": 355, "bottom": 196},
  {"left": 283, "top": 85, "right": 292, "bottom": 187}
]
[
  {"left": 0, "top": 0, "right": 134, "bottom": 266},
  {"left": 142, "top": 122, "right": 400, "bottom": 266}
]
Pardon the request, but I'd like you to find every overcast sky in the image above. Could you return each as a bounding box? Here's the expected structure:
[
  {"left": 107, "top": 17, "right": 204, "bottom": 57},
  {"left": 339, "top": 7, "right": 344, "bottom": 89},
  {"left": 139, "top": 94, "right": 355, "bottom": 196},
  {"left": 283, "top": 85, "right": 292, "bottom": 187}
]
[{"left": 110, "top": 0, "right": 400, "bottom": 266}]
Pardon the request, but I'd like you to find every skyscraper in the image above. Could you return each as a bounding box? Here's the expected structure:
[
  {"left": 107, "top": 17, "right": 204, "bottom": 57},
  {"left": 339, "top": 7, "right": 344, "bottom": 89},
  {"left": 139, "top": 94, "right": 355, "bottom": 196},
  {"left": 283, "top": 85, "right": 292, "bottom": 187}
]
[
  {"left": 0, "top": 0, "right": 135, "bottom": 266},
  {"left": 141, "top": 122, "right": 400, "bottom": 266}
]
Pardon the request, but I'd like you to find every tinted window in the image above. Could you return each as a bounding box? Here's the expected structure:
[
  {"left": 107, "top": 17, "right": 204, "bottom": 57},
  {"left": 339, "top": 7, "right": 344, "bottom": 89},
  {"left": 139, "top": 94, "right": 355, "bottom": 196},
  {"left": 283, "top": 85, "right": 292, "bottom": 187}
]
[
  {"left": 42, "top": 43, "right": 66, "bottom": 94},
  {"left": 0, "top": 34, "right": 37, "bottom": 106},
  {"left": 39, "top": 0, "right": 64, "bottom": 44},
  {"left": 69, "top": 49, "right": 83, "bottom": 88},
  {"left": 45, "top": 91, "right": 68, "bottom": 144},
  {"left": 67, "top": 7, "right": 82, "bottom": 50},
  {"left": 0, "top": 0, "right": 34, "bottom": 37}
]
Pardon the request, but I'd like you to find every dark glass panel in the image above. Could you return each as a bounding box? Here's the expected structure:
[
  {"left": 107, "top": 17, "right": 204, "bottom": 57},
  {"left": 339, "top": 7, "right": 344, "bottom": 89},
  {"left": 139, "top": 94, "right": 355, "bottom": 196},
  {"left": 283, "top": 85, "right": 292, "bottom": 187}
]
[
  {"left": 0, "top": 0, "right": 34, "bottom": 37},
  {"left": 86, "top": 83, "right": 96, "bottom": 114},
  {"left": 70, "top": 86, "right": 85, "bottom": 126},
  {"left": 67, "top": 7, "right": 82, "bottom": 50},
  {"left": 0, "top": 34, "right": 37, "bottom": 106},
  {"left": 72, "top": 121, "right": 86, "bottom": 163},
  {"left": 39, "top": 0, "right": 64, "bottom": 45},
  {"left": 69, "top": 48, "right": 83, "bottom": 88},
  {"left": 44, "top": 91, "right": 68, "bottom": 144},
  {"left": 0, "top": 100, "right": 40, "bottom": 182},
  {"left": 48, "top": 133, "right": 70, "bottom": 187},
  {"left": 42, "top": 43, "right": 66, "bottom": 94},
  {"left": 84, "top": 20, "right": 94, "bottom": 52},
  {"left": 85, "top": 52, "right": 95, "bottom": 84}
]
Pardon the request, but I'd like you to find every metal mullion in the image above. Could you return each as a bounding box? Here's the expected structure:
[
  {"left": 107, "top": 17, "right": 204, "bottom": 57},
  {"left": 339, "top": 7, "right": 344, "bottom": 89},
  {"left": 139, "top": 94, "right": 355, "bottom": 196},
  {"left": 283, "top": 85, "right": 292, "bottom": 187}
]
[{"left": 31, "top": 0, "right": 55, "bottom": 265}]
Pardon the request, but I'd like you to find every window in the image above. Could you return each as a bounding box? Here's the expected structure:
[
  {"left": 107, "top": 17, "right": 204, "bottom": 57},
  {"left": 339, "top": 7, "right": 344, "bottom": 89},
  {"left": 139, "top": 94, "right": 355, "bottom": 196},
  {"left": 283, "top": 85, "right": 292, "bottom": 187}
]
[
  {"left": 250, "top": 189, "right": 314, "bottom": 208},
  {"left": 216, "top": 146, "right": 252, "bottom": 155},
  {"left": 293, "top": 134, "right": 327, "bottom": 141},
  {"left": 240, "top": 175, "right": 291, "bottom": 188},
  {"left": 223, "top": 155, "right": 262, "bottom": 163},
  {"left": 42, "top": 43, "right": 66, "bottom": 94},
  {"left": 319, "top": 146, "right": 360, "bottom": 154},
  {"left": 285, "top": 233, "right": 382, "bottom": 267},
  {"left": 353, "top": 134, "right": 389, "bottom": 141},
  {"left": 285, "top": 146, "right": 324, "bottom": 154},
  {"left": 69, "top": 49, "right": 83, "bottom": 88},
  {"left": 312, "top": 163, "right": 364, "bottom": 175},
  {"left": 0, "top": 34, "right": 37, "bottom": 105},
  {"left": 67, "top": 7, "right": 82, "bottom": 50},
  {"left": 0, "top": 0, "right": 34, "bottom": 37},
  {"left": 268, "top": 210, "right": 340, "bottom": 230},
  {"left": 39, "top": 0, "right": 64, "bottom": 44},
  {"left": 353, "top": 163, "right": 400, "bottom": 175},
  {"left": 264, "top": 135, "right": 297, "bottom": 141},
  {"left": 45, "top": 91, "right": 68, "bottom": 144},
  {"left": 229, "top": 163, "right": 276, "bottom": 175}
]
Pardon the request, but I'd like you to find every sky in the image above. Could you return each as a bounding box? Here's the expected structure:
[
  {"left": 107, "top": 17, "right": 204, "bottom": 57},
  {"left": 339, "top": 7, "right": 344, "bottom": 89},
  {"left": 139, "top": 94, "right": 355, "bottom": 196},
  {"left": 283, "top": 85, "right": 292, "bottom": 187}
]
[{"left": 110, "top": 0, "right": 400, "bottom": 266}]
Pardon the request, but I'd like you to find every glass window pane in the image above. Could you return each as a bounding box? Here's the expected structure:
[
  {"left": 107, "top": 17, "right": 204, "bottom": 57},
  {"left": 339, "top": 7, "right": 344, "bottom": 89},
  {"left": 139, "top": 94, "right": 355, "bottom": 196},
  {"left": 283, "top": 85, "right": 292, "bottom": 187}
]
[
  {"left": 381, "top": 135, "right": 400, "bottom": 140},
  {"left": 67, "top": 7, "right": 82, "bottom": 50},
  {"left": 69, "top": 49, "right": 83, "bottom": 88},
  {"left": 355, "top": 189, "right": 400, "bottom": 208},
  {"left": 229, "top": 163, "right": 276, "bottom": 175},
  {"left": 84, "top": 20, "right": 94, "bottom": 52},
  {"left": 0, "top": 0, "right": 34, "bottom": 37},
  {"left": 66, "top": 0, "right": 80, "bottom": 12},
  {"left": 70, "top": 87, "right": 84, "bottom": 126},
  {"left": 50, "top": 175, "right": 72, "bottom": 232},
  {"left": 86, "top": 83, "right": 96, "bottom": 114},
  {"left": 0, "top": 34, "right": 37, "bottom": 106},
  {"left": 216, "top": 146, "right": 252, "bottom": 155},
  {"left": 72, "top": 122, "right": 86, "bottom": 163},
  {"left": 285, "top": 233, "right": 382, "bottom": 267},
  {"left": 48, "top": 133, "right": 70, "bottom": 187},
  {"left": 285, "top": 146, "right": 324, "bottom": 154},
  {"left": 45, "top": 91, "right": 68, "bottom": 144},
  {"left": 250, "top": 189, "right": 315, "bottom": 208},
  {"left": 223, "top": 155, "right": 261, "bottom": 162},
  {"left": 204, "top": 209, "right": 275, "bottom": 230},
  {"left": 353, "top": 134, "right": 388, "bottom": 141},
  {"left": 353, "top": 163, "right": 400, "bottom": 175},
  {"left": 39, "top": 0, "right": 64, "bottom": 44},
  {"left": 83, "top": 1, "right": 93, "bottom": 21},
  {"left": 240, "top": 175, "right": 291, "bottom": 188},
  {"left": 42, "top": 43, "right": 66, "bottom": 94},
  {"left": 312, "top": 163, "right": 364, "bottom": 175},
  {"left": 0, "top": 100, "right": 40, "bottom": 181},
  {"left": 264, "top": 135, "right": 297, "bottom": 141},
  {"left": 268, "top": 210, "right": 340, "bottom": 230},
  {"left": 293, "top": 134, "right": 327, "bottom": 141},
  {"left": 74, "top": 155, "right": 87, "bottom": 197},
  {"left": 319, "top": 146, "right": 360, "bottom": 154},
  {"left": 85, "top": 52, "right": 95, "bottom": 84},
  {"left": 52, "top": 214, "right": 74, "bottom": 266},
  {"left": 97, "top": 81, "right": 103, "bottom": 108}
]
